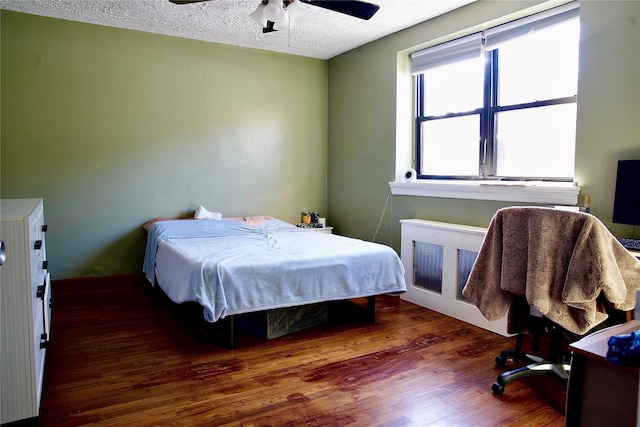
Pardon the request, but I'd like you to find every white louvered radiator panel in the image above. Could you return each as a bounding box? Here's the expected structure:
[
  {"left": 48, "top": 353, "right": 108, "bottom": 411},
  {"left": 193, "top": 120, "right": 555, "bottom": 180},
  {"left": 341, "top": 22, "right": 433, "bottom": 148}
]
[{"left": 400, "top": 219, "right": 510, "bottom": 337}]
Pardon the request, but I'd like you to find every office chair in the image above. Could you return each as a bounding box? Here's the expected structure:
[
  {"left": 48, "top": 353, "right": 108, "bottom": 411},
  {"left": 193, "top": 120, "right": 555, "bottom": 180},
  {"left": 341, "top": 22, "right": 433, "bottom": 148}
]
[
  {"left": 462, "top": 207, "right": 640, "bottom": 395},
  {"left": 490, "top": 302, "right": 627, "bottom": 394}
]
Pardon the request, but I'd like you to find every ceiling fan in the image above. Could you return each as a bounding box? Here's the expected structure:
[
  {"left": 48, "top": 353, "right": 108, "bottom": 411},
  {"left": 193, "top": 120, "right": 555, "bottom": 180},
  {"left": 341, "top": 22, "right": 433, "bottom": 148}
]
[{"left": 169, "top": 0, "right": 380, "bottom": 33}]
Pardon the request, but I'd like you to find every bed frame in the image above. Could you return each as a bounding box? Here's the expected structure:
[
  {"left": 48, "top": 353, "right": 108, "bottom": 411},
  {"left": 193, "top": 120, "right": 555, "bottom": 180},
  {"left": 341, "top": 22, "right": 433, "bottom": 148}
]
[{"left": 144, "top": 218, "right": 405, "bottom": 349}]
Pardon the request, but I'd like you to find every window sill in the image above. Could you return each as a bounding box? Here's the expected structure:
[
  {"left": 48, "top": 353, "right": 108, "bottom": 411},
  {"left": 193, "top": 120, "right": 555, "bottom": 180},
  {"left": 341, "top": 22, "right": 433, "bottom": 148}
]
[{"left": 388, "top": 179, "right": 580, "bottom": 205}]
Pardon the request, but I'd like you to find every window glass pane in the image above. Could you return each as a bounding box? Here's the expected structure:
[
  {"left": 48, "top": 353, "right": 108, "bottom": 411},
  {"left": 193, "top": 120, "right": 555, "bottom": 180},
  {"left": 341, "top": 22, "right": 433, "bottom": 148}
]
[
  {"left": 420, "top": 115, "right": 480, "bottom": 176},
  {"left": 422, "top": 56, "right": 483, "bottom": 116},
  {"left": 495, "top": 104, "right": 577, "bottom": 178},
  {"left": 498, "top": 18, "right": 579, "bottom": 105}
]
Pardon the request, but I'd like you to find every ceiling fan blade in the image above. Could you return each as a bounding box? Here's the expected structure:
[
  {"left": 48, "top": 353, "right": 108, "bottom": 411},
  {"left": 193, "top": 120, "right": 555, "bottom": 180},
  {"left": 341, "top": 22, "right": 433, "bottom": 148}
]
[
  {"left": 299, "top": 0, "right": 380, "bottom": 20},
  {"left": 169, "top": 0, "right": 211, "bottom": 4}
]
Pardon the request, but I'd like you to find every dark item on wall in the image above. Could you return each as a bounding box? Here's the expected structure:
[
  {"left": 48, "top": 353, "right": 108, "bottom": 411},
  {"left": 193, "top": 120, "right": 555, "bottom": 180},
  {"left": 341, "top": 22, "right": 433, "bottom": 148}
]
[{"left": 612, "top": 160, "right": 640, "bottom": 226}]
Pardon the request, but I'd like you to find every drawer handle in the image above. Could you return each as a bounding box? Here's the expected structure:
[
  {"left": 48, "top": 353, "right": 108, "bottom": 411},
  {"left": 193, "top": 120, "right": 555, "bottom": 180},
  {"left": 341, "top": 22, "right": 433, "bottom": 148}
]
[
  {"left": 43, "top": 260, "right": 48, "bottom": 270},
  {"left": 34, "top": 240, "right": 43, "bottom": 250},
  {"left": 36, "top": 280, "right": 47, "bottom": 300},
  {"left": 40, "top": 333, "right": 49, "bottom": 349},
  {"left": 42, "top": 224, "right": 48, "bottom": 232}
]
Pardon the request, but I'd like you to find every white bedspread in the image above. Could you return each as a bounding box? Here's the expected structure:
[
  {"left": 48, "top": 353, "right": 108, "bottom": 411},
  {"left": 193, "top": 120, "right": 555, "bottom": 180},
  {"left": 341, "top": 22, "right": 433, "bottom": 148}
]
[{"left": 143, "top": 219, "right": 406, "bottom": 322}]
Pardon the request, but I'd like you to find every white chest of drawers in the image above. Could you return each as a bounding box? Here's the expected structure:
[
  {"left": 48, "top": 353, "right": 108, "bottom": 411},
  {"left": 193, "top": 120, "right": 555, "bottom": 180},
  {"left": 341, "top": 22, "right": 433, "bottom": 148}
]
[{"left": 0, "top": 198, "right": 51, "bottom": 424}]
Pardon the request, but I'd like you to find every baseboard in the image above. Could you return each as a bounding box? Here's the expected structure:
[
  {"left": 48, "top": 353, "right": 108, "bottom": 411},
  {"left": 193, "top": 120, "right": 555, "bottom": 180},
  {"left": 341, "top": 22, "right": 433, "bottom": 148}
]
[{"left": 52, "top": 273, "right": 147, "bottom": 296}]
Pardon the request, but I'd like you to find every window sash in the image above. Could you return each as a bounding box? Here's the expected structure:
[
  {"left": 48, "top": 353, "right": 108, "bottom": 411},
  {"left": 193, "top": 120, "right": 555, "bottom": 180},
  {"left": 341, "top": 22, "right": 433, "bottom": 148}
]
[
  {"left": 416, "top": 73, "right": 578, "bottom": 181},
  {"left": 413, "top": 1, "right": 579, "bottom": 182}
]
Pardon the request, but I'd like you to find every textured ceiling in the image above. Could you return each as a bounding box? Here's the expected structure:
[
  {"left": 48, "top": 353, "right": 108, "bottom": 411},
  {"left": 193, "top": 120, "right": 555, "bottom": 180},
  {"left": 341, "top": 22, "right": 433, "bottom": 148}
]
[{"left": 0, "top": 0, "right": 476, "bottom": 60}]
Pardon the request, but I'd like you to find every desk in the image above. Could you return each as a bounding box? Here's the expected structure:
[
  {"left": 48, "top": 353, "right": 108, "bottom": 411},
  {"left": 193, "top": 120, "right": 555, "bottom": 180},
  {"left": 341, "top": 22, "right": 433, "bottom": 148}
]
[{"left": 566, "top": 320, "right": 640, "bottom": 427}]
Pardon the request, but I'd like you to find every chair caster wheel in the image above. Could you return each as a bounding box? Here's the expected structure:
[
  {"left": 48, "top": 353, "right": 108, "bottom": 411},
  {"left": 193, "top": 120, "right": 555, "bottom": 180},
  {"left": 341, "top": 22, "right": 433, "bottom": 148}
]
[
  {"left": 492, "top": 382, "right": 505, "bottom": 395},
  {"left": 495, "top": 355, "right": 507, "bottom": 367}
]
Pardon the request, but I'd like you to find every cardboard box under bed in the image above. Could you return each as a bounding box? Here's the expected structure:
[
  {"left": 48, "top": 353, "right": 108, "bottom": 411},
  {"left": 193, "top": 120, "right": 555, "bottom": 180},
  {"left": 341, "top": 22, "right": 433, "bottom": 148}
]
[{"left": 235, "top": 303, "right": 329, "bottom": 339}]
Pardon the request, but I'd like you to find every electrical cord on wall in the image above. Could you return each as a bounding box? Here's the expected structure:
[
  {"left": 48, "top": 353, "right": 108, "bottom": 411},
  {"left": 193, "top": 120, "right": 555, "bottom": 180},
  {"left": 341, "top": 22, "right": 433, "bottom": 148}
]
[{"left": 372, "top": 188, "right": 392, "bottom": 243}]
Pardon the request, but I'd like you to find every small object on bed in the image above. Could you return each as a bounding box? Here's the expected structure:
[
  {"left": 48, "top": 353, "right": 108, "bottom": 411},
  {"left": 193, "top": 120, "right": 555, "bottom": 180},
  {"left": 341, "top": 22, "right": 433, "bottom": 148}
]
[{"left": 194, "top": 205, "right": 222, "bottom": 220}]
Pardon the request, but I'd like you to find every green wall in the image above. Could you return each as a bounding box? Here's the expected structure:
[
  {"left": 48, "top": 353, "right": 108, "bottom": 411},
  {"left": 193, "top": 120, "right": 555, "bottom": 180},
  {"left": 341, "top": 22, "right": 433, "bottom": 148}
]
[
  {"left": 327, "top": 0, "right": 640, "bottom": 250},
  {"left": 3, "top": 1, "right": 639, "bottom": 279},
  {"left": 1, "top": 11, "right": 328, "bottom": 279}
]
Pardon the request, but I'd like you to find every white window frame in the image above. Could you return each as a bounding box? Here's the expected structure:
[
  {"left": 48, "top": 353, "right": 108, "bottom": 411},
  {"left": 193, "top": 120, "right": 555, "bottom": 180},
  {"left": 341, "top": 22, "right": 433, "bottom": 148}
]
[{"left": 390, "top": 1, "right": 581, "bottom": 205}]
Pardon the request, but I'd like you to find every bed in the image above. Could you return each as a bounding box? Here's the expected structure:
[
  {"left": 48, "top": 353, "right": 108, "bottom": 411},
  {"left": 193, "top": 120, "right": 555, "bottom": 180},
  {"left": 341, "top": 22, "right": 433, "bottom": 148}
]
[{"left": 143, "top": 217, "right": 406, "bottom": 347}]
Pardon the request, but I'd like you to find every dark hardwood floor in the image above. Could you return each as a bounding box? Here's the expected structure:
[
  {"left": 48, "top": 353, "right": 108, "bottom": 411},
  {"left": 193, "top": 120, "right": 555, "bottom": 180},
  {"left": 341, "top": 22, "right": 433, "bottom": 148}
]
[{"left": 39, "top": 276, "right": 566, "bottom": 426}]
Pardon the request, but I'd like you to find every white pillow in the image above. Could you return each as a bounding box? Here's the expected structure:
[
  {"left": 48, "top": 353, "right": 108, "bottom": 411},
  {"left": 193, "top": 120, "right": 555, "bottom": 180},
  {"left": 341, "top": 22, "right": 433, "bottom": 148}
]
[{"left": 194, "top": 205, "right": 222, "bottom": 220}]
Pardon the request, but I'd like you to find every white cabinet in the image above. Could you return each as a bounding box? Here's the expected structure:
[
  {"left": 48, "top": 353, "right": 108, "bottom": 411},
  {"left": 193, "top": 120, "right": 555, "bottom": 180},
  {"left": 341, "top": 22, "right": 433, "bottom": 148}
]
[{"left": 0, "top": 198, "right": 51, "bottom": 424}]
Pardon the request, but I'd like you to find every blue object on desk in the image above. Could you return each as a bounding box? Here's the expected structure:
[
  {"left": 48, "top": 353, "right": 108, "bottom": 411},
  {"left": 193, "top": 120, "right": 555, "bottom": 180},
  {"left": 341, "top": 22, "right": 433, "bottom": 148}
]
[
  {"left": 617, "top": 237, "right": 640, "bottom": 251},
  {"left": 606, "top": 329, "right": 640, "bottom": 365}
]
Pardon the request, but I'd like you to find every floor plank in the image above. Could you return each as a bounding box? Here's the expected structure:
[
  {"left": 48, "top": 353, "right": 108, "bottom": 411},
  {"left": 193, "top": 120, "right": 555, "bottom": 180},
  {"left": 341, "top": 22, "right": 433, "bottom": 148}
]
[{"left": 38, "top": 277, "right": 566, "bottom": 426}]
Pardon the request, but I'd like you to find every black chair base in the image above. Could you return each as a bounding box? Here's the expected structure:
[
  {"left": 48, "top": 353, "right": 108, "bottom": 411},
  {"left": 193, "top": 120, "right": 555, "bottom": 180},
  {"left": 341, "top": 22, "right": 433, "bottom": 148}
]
[
  {"left": 492, "top": 355, "right": 570, "bottom": 395},
  {"left": 491, "top": 316, "right": 571, "bottom": 395}
]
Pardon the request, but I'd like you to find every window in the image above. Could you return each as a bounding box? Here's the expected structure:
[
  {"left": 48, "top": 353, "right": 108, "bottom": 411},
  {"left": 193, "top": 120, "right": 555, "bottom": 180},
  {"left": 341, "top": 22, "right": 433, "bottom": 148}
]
[{"left": 412, "top": 3, "right": 580, "bottom": 182}]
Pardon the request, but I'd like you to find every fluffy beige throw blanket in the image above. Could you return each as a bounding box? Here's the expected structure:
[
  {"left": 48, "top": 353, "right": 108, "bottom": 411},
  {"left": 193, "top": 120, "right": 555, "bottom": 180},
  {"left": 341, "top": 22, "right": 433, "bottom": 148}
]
[{"left": 462, "top": 207, "right": 640, "bottom": 335}]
